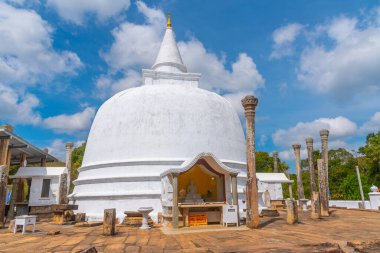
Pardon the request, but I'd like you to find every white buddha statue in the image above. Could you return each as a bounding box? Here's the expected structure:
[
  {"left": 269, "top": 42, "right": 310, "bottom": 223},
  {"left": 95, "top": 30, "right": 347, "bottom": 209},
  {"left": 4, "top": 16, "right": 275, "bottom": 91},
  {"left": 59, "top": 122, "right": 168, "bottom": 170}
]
[{"left": 184, "top": 180, "right": 204, "bottom": 203}]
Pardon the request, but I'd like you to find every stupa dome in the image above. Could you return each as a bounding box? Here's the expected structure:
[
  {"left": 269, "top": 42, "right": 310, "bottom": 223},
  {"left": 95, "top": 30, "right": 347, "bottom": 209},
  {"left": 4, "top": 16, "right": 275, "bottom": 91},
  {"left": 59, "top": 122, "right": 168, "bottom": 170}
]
[
  {"left": 71, "top": 17, "right": 246, "bottom": 220},
  {"left": 83, "top": 84, "right": 245, "bottom": 167}
]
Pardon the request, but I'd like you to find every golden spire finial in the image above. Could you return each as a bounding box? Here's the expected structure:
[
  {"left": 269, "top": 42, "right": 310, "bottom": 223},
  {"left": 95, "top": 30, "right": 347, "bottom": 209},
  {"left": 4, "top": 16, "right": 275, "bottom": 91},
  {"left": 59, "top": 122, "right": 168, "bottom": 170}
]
[{"left": 167, "top": 12, "right": 172, "bottom": 28}]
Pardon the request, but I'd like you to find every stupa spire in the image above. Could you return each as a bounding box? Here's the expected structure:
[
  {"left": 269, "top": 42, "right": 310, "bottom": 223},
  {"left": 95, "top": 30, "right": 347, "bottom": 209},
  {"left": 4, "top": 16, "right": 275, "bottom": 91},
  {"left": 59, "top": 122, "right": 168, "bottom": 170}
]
[
  {"left": 167, "top": 13, "right": 172, "bottom": 28},
  {"left": 152, "top": 13, "right": 187, "bottom": 73}
]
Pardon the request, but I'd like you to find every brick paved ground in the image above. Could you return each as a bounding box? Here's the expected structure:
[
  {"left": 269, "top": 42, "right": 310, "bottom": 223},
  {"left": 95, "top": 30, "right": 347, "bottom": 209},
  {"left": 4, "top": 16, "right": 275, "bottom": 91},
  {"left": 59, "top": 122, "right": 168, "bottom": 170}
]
[{"left": 0, "top": 208, "right": 379, "bottom": 253}]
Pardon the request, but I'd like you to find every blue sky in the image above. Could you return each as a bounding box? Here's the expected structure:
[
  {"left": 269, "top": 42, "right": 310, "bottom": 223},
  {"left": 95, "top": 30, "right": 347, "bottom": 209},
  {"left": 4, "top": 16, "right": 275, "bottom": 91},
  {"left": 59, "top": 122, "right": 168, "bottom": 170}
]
[{"left": 0, "top": 0, "right": 380, "bottom": 164}]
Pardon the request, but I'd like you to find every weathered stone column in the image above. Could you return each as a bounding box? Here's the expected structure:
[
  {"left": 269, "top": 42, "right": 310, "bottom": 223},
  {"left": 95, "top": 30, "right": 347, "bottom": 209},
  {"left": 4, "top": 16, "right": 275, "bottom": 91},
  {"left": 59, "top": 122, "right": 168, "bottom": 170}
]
[
  {"left": 231, "top": 174, "right": 240, "bottom": 226},
  {"left": 18, "top": 153, "right": 27, "bottom": 203},
  {"left": 59, "top": 173, "right": 68, "bottom": 204},
  {"left": 317, "top": 159, "right": 329, "bottom": 217},
  {"left": 310, "top": 191, "right": 320, "bottom": 219},
  {"left": 285, "top": 198, "right": 298, "bottom": 224},
  {"left": 292, "top": 144, "right": 305, "bottom": 201},
  {"left": 0, "top": 165, "right": 7, "bottom": 225},
  {"left": 65, "top": 142, "right": 73, "bottom": 190},
  {"left": 273, "top": 151, "right": 279, "bottom": 173},
  {"left": 231, "top": 174, "right": 238, "bottom": 206},
  {"left": 288, "top": 183, "right": 294, "bottom": 200},
  {"left": 305, "top": 138, "right": 316, "bottom": 193},
  {"left": 172, "top": 173, "right": 179, "bottom": 228},
  {"left": 103, "top": 208, "right": 116, "bottom": 236},
  {"left": 320, "top": 129, "right": 329, "bottom": 201},
  {"left": 0, "top": 125, "right": 12, "bottom": 225},
  {"left": 40, "top": 157, "right": 46, "bottom": 166},
  {"left": 41, "top": 148, "right": 48, "bottom": 166},
  {"left": 242, "top": 95, "right": 260, "bottom": 229},
  {"left": 20, "top": 153, "right": 27, "bottom": 167},
  {"left": 7, "top": 178, "right": 20, "bottom": 220}
]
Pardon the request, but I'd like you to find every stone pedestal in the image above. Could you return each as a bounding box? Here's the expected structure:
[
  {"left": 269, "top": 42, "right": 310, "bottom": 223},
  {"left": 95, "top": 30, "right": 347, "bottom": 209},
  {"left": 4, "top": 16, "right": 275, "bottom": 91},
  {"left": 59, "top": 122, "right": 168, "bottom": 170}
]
[
  {"left": 75, "top": 213, "right": 86, "bottom": 222},
  {"left": 369, "top": 192, "right": 380, "bottom": 210},
  {"left": 103, "top": 208, "right": 116, "bottom": 236},
  {"left": 138, "top": 207, "right": 153, "bottom": 230},
  {"left": 285, "top": 199, "right": 298, "bottom": 225},
  {"left": 122, "top": 211, "right": 154, "bottom": 227},
  {"left": 51, "top": 204, "right": 78, "bottom": 225},
  {"left": 299, "top": 199, "right": 308, "bottom": 211}
]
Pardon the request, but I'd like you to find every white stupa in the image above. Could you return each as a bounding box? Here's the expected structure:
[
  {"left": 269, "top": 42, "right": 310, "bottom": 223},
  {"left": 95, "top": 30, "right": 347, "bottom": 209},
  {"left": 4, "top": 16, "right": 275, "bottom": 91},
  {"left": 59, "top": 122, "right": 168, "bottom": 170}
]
[{"left": 70, "top": 16, "right": 247, "bottom": 222}]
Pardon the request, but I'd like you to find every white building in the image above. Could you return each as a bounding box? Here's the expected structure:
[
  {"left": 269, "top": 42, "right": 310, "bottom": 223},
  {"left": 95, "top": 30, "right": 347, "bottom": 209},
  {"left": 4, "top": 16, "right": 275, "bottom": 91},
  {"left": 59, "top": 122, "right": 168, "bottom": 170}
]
[
  {"left": 70, "top": 17, "right": 279, "bottom": 225},
  {"left": 257, "top": 173, "right": 292, "bottom": 200},
  {"left": 10, "top": 167, "right": 68, "bottom": 206}
]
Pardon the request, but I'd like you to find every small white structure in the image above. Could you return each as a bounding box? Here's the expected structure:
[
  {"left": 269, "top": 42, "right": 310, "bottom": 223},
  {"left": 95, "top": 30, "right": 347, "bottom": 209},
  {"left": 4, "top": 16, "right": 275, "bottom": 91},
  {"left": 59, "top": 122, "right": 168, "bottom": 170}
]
[
  {"left": 14, "top": 215, "right": 36, "bottom": 234},
  {"left": 256, "top": 173, "right": 292, "bottom": 200},
  {"left": 10, "top": 167, "right": 68, "bottom": 206},
  {"left": 222, "top": 205, "right": 239, "bottom": 227},
  {"left": 369, "top": 185, "right": 380, "bottom": 210}
]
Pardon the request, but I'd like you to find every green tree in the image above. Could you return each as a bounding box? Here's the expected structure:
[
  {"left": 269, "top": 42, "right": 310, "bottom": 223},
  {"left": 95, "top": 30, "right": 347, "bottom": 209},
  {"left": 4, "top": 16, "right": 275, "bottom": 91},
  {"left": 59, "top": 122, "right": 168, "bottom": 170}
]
[
  {"left": 359, "top": 132, "right": 380, "bottom": 183},
  {"left": 70, "top": 142, "right": 86, "bottom": 192},
  {"left": 256, "top": 151, "right": 289, "bottom": 173}
]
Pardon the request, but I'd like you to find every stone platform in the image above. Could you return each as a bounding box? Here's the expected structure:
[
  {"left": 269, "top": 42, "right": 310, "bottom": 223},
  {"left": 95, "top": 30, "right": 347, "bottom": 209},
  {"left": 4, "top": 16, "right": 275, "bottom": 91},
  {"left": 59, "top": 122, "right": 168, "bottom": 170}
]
[{"left": 0, "top": 208, "right": 379, "bottom": 252}]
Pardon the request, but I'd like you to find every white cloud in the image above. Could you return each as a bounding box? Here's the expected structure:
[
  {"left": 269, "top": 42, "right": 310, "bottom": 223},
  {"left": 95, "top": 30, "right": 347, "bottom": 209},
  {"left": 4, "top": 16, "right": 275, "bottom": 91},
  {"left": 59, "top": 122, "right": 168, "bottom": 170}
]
[
  {"left": 99, "top": 2, "right": 264, "bottom": 111},
  {"left": 0, "top": 2, "right": 82, "bottom": 85},
  {"left": 273, "top": 111, "right": 380, "bottom": 161},
  {"left": 223, "top": 92, "right": 249, "bottom": 116},
  {"left": 179, "top": 41, "right": 264, "bottom": 93},
  {"left": 279, "top": 148, "right": 308, "bottom": 161},
  {"left": 101, "top": 1, "right": 165, "bottom": 70},
  {"left": 46, "top": 0, "right": 131, "bottom": 25},
  {"left": 259, "top": 134, "right": 268, "bottom": 146},
  {"left": 95, "top": 70, "right": 141, "bottom": 99},
  {"left": 0, "top": 84, "right": 41, "bottom": 125},
  {"left": 270, "top": 23, "right": 303, "bottom": 59},
  {"left": 44, "top": 107, "right": 96, "bottom": 134},
  {"left": 47, "top": 138, "right": 86, "bottom": 161},
  {"left": 360, "top": 112, "right": 380, "bottom": 134},
  {"left": 272, "top": 116, "right": 358, "bottom": 148},
  {"left": 297, "top": 13, "right": 380, "bottom": 101},
  {"left": 47, "top": 139, "right": 66, "bottom": 161}
]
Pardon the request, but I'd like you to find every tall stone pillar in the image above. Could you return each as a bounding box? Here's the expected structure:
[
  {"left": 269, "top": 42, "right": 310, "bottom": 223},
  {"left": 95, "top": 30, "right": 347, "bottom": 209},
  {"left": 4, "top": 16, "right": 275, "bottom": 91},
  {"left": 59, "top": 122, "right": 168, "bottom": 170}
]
[
  {"left": 311, "top": 191, "right": 320, "bottom": 219},
  {"left": 172, "top": 173, "right": 179, "bottom": 228},
  {"left": 59, "top": 173, "right": 68, "bottom": 204},
  {"left": 20, "top": 153, "right": 27, "bottom": 167},
  {"left": 7, "top": 178, "right": 19, "bottom": 220},
  {"left": 241, "top": 95, "right": 259, "bottom": 229},
  {"left": 292, "top": 144, "right": 305, "bottom": 200},
  {"left": 305, "top": 138, "right": 316, "bottom": 193},
  {"left": 231, "top": 174, "right": 238, "bottom": 205},
  {"left": 65, "top": 142, "right": 73, "bottom": 190},
  {"left": 0, "top": 165, "right": 6, "bottom": 225},
  {"left": 0, "top": 125, "right": 12, "bottom": 225},
  {"left": 18, "top": 153, "right": 27, "bottom": 203},
  {"left": 285, "top": 198, "right": 298, "bottom": 224},
  {"left": 317, "top": 159, "right": 329, "bottom": 217},
  {"left": 320, "top": 129, "right": 329, "bottom": 201},
  {"left": 273, "top": 151, "right": 279, "bottom": 173},
  {"left": 40, "top": 157, "right": 46, "bottom": 167},
  {"left": 231, "top": 174, "right": 240, "bottom": 226}
]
